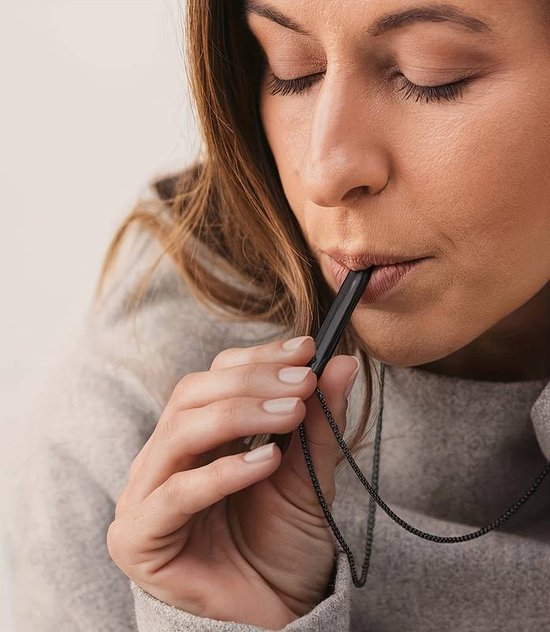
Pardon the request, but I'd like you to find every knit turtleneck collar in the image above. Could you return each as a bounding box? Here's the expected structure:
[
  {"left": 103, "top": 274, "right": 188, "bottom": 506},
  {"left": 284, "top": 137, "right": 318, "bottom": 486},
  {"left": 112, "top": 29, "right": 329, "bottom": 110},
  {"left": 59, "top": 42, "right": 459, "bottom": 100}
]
[{"left": 347, "top": 362, "right": 550, "bottom": 528}]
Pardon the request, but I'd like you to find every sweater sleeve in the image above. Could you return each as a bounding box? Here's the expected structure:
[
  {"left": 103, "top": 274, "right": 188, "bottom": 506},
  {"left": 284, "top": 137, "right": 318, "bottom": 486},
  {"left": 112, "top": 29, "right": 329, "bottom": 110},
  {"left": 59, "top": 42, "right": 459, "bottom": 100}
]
[
  {"left": 129, "top": 550, "right": 352, "bottom": 631},
  {"left": 4, "top": 346, "right": 162, "bottom": 631}
]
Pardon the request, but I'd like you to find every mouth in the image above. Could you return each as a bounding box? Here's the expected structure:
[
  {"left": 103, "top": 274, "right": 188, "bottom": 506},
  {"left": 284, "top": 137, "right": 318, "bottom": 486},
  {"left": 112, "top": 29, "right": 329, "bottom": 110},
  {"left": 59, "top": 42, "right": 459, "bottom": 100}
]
[
  {"left": 326, "top": 252, "right": 431, "bottom": 302},
  {"left": 325, "top": 248, "right": 427, "bottom": 271}
]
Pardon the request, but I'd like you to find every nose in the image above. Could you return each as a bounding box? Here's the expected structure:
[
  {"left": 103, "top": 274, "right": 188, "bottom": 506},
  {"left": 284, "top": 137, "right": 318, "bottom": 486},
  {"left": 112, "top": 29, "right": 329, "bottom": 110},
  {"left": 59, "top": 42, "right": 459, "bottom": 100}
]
[{"left": 300, "top": 69, "right": 390, "bottom": 209}]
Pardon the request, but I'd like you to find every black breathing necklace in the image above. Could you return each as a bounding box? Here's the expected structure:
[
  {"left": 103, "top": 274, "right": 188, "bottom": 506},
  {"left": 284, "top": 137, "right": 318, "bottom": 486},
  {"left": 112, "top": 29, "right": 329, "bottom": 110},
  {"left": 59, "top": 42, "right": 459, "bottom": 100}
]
[
  {"left": 247, "top": 268, "right": 550, "bottom": 588},
  {"left": 302, "top": 365, "right": 550, "bottom": 587}
]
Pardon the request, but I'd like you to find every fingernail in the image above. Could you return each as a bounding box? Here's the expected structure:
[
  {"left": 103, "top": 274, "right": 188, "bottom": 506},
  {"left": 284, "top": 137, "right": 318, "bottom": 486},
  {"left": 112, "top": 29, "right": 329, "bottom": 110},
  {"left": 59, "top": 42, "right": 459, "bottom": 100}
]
[
  {"left": 278, "top": 366, "right": 312, "bottom": 383},
  {"left": 344, "top": 357, "right": 360, "bottom": 398},
  {"left": 243, "top": 443, "right": 275, "bottom": 463},
  {"left": 262, "top": 397, "right": 300, "bottom": 414},
  {"left": 282, "top": 336, "right": 312, "bottom": 351}
]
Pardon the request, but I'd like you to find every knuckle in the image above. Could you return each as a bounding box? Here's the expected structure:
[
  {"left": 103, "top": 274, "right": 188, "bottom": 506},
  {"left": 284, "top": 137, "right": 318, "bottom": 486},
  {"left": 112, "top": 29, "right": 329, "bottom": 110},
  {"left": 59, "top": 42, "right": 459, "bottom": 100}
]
[
  {"left": 208, "top": 459, "right": 227, "bottom": 494},
  {"left": 114, "top": 487, "right": 132, "bottom": 519},
  {"left": 163, "top": 471, "right": 186, "bottom": 501},
  {"left": 172, "top": 372, "right": 197, "bottom": 404},
  {"left": 241, "top": 364, "right": 259, "bottom": 390},
  {"left": 200, "top": 397, "right": 246, "bottom": 445},
  {"left": 218, "top": 397, "right": 243, "bottom": 432},
  {"left": 210, "top": 347, "right": 239, "bottom": 370},
  {"left": 106, "top": 520, "right": 126, "bottom": 561},
  {"left": 160, "top": 409, "right": 184, "bottom": 441},
  {"left": 129, "top": 446, "right": 147, "bottom": 477}
]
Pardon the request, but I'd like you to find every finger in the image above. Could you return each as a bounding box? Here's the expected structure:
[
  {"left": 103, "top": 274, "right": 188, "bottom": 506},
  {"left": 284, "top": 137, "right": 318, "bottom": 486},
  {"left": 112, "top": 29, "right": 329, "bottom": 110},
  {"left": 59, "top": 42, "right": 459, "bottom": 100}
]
[
  {"left": 123, "top": 395, "right": 308, "bottom": 506},
  {"left": 209, "top": 336, "right": 314, "bottom": 371},
  {"left": 272, "top": 354, "right": 360, "bottom": 512},
  {"left": 122, "top": 361, "right": 318, "bottom": 511},
  {"left": 130, "top": 335, "right": 313, "bottom": 476},
  {"left": 165, "top": 357, "right": 317, "bottom": 414},
  {"left": 109, "top": 444, "right": 282, "bottom": 569}
]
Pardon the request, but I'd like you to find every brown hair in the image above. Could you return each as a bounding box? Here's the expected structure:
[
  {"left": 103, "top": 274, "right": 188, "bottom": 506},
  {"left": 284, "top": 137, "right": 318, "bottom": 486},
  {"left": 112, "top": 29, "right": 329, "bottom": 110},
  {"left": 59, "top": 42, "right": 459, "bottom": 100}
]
[{"left": 93, "top": 1, "right": 381, "bottom": 469}]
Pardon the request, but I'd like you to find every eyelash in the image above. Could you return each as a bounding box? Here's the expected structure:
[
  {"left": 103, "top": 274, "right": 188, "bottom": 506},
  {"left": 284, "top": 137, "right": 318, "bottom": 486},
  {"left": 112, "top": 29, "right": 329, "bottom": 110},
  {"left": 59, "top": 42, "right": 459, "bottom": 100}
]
[{"left": 265, "top": 71, "right": 473, "bottom": 104}]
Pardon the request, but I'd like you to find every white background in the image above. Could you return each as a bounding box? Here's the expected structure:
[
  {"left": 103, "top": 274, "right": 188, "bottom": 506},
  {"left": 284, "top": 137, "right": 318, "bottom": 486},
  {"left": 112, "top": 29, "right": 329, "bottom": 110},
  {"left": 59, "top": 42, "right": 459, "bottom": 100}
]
[{"left": 0, "top": 1, "right": 200, "bottom": 628}]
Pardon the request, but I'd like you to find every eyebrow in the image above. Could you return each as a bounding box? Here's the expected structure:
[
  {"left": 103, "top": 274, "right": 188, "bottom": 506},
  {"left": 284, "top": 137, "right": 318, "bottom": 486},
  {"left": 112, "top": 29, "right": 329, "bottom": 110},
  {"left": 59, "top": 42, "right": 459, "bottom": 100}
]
[{"left": 243, "top": 1, "right": 494, "bottom": 38}]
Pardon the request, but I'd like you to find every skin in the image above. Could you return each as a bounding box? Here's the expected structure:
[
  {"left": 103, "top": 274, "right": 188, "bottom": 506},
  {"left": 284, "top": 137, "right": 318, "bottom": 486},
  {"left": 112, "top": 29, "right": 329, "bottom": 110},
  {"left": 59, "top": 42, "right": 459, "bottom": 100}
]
[{"left": 246, "top": 0, "right": 550, "bottom": 382}]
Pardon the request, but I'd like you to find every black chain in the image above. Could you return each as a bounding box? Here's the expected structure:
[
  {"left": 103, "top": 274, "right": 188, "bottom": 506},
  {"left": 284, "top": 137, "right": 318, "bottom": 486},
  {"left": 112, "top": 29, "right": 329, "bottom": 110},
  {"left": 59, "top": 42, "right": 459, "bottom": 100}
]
[{"left": 298, "top": 362, "right": 550, "bottom": 588}]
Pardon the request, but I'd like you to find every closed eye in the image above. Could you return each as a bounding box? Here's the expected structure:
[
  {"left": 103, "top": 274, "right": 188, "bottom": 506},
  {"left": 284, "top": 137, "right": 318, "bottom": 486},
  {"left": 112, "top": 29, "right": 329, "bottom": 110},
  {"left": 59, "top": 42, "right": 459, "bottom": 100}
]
[{"left": 265, "top": 70, "right": 475, "bottom": 104}]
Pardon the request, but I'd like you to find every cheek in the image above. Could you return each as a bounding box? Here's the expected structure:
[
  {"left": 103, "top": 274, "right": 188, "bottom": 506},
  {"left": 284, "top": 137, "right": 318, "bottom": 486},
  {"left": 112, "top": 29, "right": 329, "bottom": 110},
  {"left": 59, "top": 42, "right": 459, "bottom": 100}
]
[
  {"left": 404, "top": 76, "right": 550, "bottom": 297},
  {"left": 260, "top": 95, "right": 311, "bottom": 222}
]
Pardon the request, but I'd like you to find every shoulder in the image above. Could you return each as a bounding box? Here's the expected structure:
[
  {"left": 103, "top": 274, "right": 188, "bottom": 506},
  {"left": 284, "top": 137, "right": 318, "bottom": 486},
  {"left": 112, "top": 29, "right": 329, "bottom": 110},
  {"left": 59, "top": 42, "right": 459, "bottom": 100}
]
[
  {"left": 85, "top": 183, "right": 285, "bottom": 410},
  {"left": 7, "top": 182, "right": 286, "bottom": 503}
]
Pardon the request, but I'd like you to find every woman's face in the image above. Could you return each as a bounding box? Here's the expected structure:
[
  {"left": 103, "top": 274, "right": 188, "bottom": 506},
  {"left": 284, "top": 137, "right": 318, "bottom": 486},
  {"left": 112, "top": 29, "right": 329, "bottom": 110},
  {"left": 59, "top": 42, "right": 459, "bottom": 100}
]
[{"left": 246, "top": 0, "right": 550, "bottom": 379}]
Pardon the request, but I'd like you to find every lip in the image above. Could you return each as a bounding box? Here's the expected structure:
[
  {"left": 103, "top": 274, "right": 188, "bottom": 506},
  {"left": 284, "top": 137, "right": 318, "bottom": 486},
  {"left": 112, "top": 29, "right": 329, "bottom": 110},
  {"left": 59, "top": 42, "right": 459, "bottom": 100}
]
[
  {"left": 324, "top": 248, "right": 426, "bottom": 270},
  {"left": 328, "top": 255, "right": 429, "bottom": 303}
]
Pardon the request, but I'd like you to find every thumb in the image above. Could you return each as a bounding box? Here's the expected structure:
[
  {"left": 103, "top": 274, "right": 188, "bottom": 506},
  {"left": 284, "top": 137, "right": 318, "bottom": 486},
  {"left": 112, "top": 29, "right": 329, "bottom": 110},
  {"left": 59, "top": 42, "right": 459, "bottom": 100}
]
[{"left": 277, "top": 354, "right": 360, "bottom": 509}]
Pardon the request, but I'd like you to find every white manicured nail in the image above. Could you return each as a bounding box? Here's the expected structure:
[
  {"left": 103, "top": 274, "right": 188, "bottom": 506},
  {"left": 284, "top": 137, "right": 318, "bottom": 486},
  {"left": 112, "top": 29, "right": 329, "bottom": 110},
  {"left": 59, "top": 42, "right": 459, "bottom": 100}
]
[
  {"left": 243, "top": 443, "right": 275, "bottom": 463},
  {"left": 278, "top": 366, "right": 312, "bottom": 383},
  {"left": 282, "top": 336, "right": 312, "bottom": 351},
  {"left": 262, "top": 397, "right": 300, "bottom": 414}
]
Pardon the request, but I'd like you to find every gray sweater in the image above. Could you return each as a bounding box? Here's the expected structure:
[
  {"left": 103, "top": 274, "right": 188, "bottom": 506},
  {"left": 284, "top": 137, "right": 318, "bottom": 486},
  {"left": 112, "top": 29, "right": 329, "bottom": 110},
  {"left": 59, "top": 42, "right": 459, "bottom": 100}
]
[{"left": 4, "top": 213, "right": 550, "bottom": 631}]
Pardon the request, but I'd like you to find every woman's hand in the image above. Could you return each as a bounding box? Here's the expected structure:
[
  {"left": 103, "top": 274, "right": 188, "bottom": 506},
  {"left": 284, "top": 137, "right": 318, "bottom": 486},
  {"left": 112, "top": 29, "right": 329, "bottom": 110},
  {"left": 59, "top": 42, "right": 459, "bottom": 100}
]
[{"left": 107, "top": 336, "right": 359, "bottom": 629}]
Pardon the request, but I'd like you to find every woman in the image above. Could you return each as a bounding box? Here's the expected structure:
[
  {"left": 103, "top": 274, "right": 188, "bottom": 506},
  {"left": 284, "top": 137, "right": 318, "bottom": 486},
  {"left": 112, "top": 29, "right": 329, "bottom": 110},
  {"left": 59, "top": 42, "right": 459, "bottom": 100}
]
[{"left": 6, "top": 0, "right": 550, "bottom": 630}]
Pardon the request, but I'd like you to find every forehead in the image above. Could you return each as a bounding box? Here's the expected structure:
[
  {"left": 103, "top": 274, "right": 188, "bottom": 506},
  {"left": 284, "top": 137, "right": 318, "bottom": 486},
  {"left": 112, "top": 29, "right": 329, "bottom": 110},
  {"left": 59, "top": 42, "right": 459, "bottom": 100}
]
[{"left": 243, "top": 0, "right": 539, "bottom": 42}]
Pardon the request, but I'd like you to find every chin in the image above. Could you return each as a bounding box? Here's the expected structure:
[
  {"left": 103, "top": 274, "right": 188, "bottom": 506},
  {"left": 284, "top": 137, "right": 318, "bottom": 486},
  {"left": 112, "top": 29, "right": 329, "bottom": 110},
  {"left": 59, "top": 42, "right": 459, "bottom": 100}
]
[{"left": 351, "top": 315, "right": 472, "bottom": 368}]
